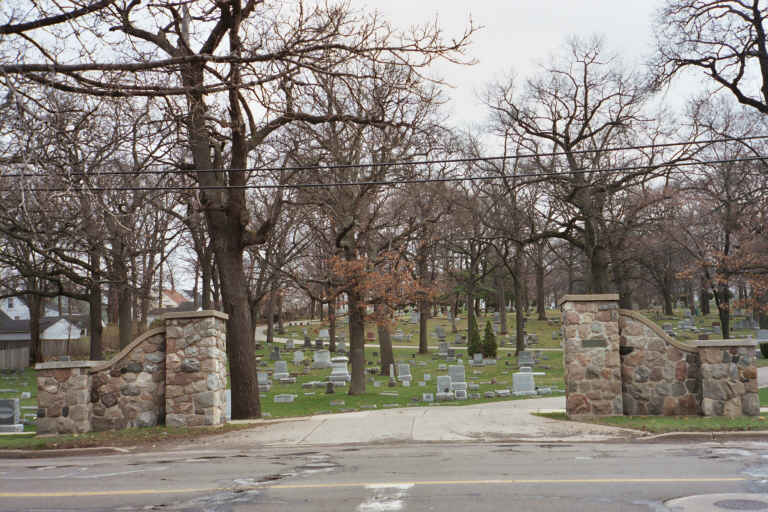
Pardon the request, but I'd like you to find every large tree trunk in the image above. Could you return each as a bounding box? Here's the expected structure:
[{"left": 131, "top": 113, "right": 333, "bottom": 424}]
[
  {"left": 347, "top": 289, "right": 366, "bottom": 394},
  {"left": 716, "top": 283, "right": 731, "bottom": 339},
  {"left": 88, "top": 249, "right": 103, "bottom": 360},
  {"left": 265, "top": 290, "right": 274, "bottom": 344},
  {"left": 376, "top": 305, "right": 394, "bottom": 375},
  {"left": 418, "top": 299, "right": 429, "bottom": 354},
  {"left": 276, "top": 290, "right": 284, "bottom": 335},
  {"left": 496, "top": 272, "right": 508, "bottom": 335},
  {"left": 28, "top": 294, "right": 42, "bottom": 364},
  {"left": 328, "top": 297, "right": 337, "bottom": 353},
  {"left": 535, "top": 247, "right": 546, "bottom": 320},
  {"left": 215, "top": 246, "right": 261, "bottom": 419}
]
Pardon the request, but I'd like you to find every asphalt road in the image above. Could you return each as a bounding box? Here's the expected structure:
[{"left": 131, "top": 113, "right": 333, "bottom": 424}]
[{"left": 2, "top": 440, "right": 768, "bottom": 511}]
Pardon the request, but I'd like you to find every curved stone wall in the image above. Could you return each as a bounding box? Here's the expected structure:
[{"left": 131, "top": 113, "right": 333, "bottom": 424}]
[
  {"left": 36, "top": 310, "right": 228, "bottom": 435},
  {"left": 89, "top": 328, "right": 166, "bottom": 430},
  {"left": 618, "top": 310, "right": 699, "bottom": 416}
]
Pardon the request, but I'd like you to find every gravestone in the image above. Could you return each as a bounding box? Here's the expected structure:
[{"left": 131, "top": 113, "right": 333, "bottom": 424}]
[
  {"left": 303, "top": 336, "right": 312, "bottom": 349},
  {"left": 518, "top": 351, "right": 535, "bottom": 367},
  {"left": 438, "top": 342, "right": 449, "bottom": 356},
  {"left": 285, "top": 339, "right": 295, "bottom": 350},
  {"left": 273, "top": 360, "right": 289, "bottom": 380},
  {"left": 273, "top": 394, "right": 296, "bottom": 403},
  {"left": 435, "top": 325, "right": 446, "bottom": 341},
  {"left": 470, "top": 353, "right": 484, "bottom": 366},
  {"left": 512, "top": 372, "right": 537, "bottom": 396},
  {"left": 293, "top": 351, "right": 305, "bottom": 365},
  {"left": 0, "top": 398, "right": 22, "bottom": 432},
  {"left": 336, "top": 341, "right": 347, "bottom": 353},
  {"left": 448, "top": 365, "right": 466, "bottom": 387},
  {"left": 318, "top": 329, "right": 330, "bottom": 340},
  {"left": 757, "top": 330, "right": 768, "bottom": 341},
  {"left": 329, "top": 362, "right": 351, "bottom": 385},
  {"left": 269, "top": 346, "right": 281, "bottom": 361},
  {"left": 397, "top": 363, "right": 412, "bottom": 383},
  {"left": 422, "top": 393, "right": 434, "bottom": 402},
  {"left": 454, "top": 334, "right": 465, "bottom": 345},
  {"left": 315, "top": 339, "right": 324, "bottom": 349},
  {"left": 257, "top": 372, "right": 271, "bottom": 393},
  {"left": 423, "top": 373, "right": 431, "bottom": 381},
  {"left": 410, "top": 311, "right": 419, "bottom": 324},
  {"left": 312, "top": 350, "right": 332, "bottom": 369},
  {"left": 436, "top": 375, "right": 452, "bottom": 394}
]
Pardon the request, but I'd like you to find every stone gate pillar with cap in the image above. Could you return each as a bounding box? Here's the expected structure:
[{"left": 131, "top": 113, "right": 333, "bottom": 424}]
[{"left": 560, "top": 294, "right": 623, "bottom": 418}]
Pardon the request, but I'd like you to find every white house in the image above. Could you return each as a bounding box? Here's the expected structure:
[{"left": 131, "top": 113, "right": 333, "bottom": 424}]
[{"left": 0, "top": 297, "right": 58, "bottom": 321}]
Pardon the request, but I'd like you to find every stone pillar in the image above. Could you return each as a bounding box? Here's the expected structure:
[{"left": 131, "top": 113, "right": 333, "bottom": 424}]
[
  {"left": 560, "top": 294, "right": 622, "bottom": 418},
  {"left": 35, "top": 361, "right": 99, "bottom": 434},
  {"left": 696, "top": 340, "right": 759, "bottom": 417},
  {"left": 164, "top": 311, "right": 229, "bottom": 427}
]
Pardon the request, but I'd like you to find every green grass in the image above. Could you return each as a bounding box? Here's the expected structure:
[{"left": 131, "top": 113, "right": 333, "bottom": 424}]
[
  {"left": 280, "top": 310, "right": 563, "bottom": 349},
  {"left": 0, "top": 424, "right": 258, "bottom": 450},
  {"left": 0, "top": 367, "right": 38, "bottom": 432},
  {"left": 760, "top": 387, "right": 768, "bottom": 406},
  {"left": 254, "top": 343, "right": 564, "bottom": 419},
  {"left": 535, "top": 411, "right": 768, "bottom": 433}
]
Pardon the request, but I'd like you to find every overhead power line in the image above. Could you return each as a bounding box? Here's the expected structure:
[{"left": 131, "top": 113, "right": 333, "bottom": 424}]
[
  {"left": 2, "top": 155, "right": 766, "bottom": 193},
  {"left": 2, "top": 134, "right": 768, "bottom": 179}
]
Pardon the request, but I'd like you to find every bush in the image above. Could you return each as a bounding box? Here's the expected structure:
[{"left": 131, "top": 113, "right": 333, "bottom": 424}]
[
  {"left": 467, "top": 314, "right": 482, "bottom": 357},
  {"left": 760, "top": 342, "right": 768, "bottom": 359},
  {"left": 482, "top": 321, "right": 497, "bottom": 358}
]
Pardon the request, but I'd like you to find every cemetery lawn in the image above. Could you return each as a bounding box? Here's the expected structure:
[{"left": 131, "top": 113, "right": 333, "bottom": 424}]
[
  {"left": 253, "top": 344, "right": 564, "bottom": 419},
  {"left": 281, "top": 310, "right": 564, "bottom": 349},
  {"left": 761, "top": 387, "right": 768, "bottom": 406},
  {"left": 535, "top": 412, "right": 768, "bottom": 433},
  {"left": 0, "top": 368, "right": 38, "bottom": 432}
]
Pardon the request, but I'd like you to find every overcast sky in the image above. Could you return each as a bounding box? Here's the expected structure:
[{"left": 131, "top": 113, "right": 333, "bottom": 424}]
[{"left": 367, "top": 0, "right": 668, "bottom": 130}]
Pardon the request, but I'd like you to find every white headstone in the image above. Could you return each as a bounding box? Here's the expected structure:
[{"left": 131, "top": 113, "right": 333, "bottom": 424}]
[
  {"left": 293, "top": 351, "right": 305, "bottom": 364},
  {"left": 312, "top": 350, "right": 332, "bottom": 369}
]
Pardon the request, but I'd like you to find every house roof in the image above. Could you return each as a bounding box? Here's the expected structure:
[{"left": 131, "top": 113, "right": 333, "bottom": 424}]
[
  {"left": 149, "top": 301, "right": 198, "bottom": 316},
  {"left": 0, "top": 310, "right": 75, "bottom": 335},
  {"left": 163, "top": 289, "right": 189, "bottom": 306}
]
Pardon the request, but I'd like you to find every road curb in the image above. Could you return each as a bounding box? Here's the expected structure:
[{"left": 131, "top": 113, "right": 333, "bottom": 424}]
[
  {"left": 0, "top": 446, "right": 131, "bottom": 459},
  {"left": 635, "top": 430, "right": 768, "bottom": 442}
]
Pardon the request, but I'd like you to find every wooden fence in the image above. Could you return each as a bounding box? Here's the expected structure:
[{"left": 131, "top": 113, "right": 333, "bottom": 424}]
[{"left": 0, "top": 339, "right": 90, "bottom": 369}]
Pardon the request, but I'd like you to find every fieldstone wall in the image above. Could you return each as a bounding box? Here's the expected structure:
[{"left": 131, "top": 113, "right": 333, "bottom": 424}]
[
  {"left": 619, "top": 310, "right": 699, "bottom": 416},
  {"left": 560, "top": 294, "right": 623, "bottom": 418},
  {"left": 35, "top": 310, "right": 228, "bottom": 435},
  {"left": 699, "top": 343, "right": 759, "bottom": 417},
  {"left": 89, "top": 328, "right": 166, "bottom": 431},
  {"left": 36, "top": 361, "right": 97, "bottom": 434},
  {"left": 164, "top": 312, "right": 228, "bottom": 427},
  {"left": 562, "top": 295, "right": 759, "bottom": 418}
]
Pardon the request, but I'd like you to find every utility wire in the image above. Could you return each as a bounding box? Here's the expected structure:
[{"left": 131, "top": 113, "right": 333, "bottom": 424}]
[
  {"left": 2, "top": 135, "right": 768, "bottom": 179},
  {"left": 2, "top": 155, "right": 766, "bottom": 193}
]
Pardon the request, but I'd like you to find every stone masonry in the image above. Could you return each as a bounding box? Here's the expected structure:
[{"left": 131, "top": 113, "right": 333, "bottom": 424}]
[
  {"left": 619, "top": 310, "right": 699, "bottom": 416},
  {"left": 560, "top": 294, "right": 623, "bottom": 418},
  {"left": 89, "top": 328, "right": 166, "bottom": 431},
  {"left": 164, "top": 312, "right": 228, "bottom": 427},
  {"left": 698, "top": 342, "right": 759, "bottom": 417},
  {"left": 35, "top": 310, "right": 228, "bottom": 435},
  {"left": 36, "top": 361, "right": 98, "bottom": 434},
  {"left": 562, "top": 295, "right": 759, "bottom": 418}
]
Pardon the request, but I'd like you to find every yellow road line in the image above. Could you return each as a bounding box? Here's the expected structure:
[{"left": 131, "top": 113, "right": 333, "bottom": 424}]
[{"left": 0, "top": 477, "right": 747, "bottom": 498}]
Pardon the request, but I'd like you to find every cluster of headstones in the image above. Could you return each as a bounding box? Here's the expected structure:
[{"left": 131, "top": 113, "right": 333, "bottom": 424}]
[{"left": 0, "top": 374, "right": 34, "bottom": 432}]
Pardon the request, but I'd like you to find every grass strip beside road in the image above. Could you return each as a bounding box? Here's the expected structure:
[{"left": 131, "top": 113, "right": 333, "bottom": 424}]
[
  {"left": 536, "top": 412, "right": 768, "bottom": 433},
  {"left": 0, "top": 423, "right": 259, "bottom": 451}
]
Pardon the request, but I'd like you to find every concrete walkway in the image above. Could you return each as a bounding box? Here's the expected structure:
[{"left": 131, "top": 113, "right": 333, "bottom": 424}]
[
  {"left": 220, "top": 396, "right": 636, "bottom": 447},
  {"left": 219, "top": 324, "right": 629, "bottom": 446}
]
